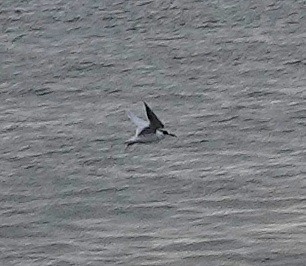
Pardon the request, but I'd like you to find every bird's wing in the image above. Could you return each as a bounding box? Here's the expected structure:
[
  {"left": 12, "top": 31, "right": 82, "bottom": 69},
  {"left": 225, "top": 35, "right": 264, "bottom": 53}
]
[
  {"left": 127, "top": 111, "right": 149, "bottom": 135},
  {"left": 143, "top": 102, "right": 164, "bottom": 130}
]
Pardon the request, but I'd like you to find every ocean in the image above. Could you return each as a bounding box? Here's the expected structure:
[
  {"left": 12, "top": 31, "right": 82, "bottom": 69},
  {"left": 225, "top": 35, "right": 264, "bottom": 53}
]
[{"left": 1, "top": 0, "right": 305, "bottom": 265}]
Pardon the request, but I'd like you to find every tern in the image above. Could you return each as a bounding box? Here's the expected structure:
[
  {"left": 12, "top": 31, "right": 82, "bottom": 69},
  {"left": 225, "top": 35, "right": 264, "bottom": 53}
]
[{"left": 125, "top": 102, "right": 176, "bottom": 146}]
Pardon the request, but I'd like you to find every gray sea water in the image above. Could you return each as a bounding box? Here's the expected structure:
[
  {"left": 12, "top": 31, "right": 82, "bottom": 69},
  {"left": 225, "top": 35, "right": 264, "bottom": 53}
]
[{"left": 1, "top": 0, "right": 306, "bottom": 265}]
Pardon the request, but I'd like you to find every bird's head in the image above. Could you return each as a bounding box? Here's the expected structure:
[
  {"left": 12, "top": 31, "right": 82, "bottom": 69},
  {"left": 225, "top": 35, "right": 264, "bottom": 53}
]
[{"left": 160, "top": 129, "right": 177, "bottom": 137}]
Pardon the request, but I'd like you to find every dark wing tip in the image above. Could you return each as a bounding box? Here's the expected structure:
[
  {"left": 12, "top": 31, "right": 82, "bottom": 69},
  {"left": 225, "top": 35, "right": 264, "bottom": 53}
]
[
  {"left": 143, "top": 101, "right": 164, "bottom": 129},
  {"left": 143, "top": 101, "right": 149, "bottom": 108},
  {"left": 143, "top": 101, "right": 150, "bottom": 115}
]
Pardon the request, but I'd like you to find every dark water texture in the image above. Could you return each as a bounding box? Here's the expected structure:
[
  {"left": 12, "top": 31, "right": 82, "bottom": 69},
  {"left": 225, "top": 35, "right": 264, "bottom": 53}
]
[{"left": 1, "top": 0, "right": 306, "bottom": 265}]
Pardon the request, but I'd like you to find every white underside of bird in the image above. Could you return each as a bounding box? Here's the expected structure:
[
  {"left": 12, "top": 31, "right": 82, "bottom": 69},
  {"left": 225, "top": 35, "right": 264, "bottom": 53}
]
[{"left": 125, "top": 128, "right": 165, "bottom": 145}]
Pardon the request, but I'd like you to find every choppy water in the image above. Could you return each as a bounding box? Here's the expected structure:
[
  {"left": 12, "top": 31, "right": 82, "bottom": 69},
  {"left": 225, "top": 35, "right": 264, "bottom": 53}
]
[{"left": 1, "top": 0, "right": 306, "bottom": 265}]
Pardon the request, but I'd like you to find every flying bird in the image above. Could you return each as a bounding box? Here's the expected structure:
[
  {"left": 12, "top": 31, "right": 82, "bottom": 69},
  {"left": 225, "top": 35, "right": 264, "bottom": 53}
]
[{"left": 125, "top": 102, "right": 176, "bottom": 146}]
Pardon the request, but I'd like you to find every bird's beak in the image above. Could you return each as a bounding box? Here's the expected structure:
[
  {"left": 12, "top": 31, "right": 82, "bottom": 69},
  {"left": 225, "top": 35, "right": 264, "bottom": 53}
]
[{"left": 169, "top": 133, "right": 177, "bottom": 137}]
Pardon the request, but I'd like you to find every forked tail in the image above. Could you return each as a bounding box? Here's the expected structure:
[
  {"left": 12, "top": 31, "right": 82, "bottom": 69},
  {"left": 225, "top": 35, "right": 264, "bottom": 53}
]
[{"left": 125, "top": 139, "right": 136, "bottom": 147}]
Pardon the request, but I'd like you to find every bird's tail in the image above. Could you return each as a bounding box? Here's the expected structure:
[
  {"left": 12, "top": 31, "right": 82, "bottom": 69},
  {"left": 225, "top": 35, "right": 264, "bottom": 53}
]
[{"left": 125, "top": 139, "right": 136, "bottom": 147}]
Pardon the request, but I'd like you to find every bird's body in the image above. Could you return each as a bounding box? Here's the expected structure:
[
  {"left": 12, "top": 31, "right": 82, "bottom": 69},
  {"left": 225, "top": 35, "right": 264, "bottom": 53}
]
[
  {"left": 125, "top": 102, "right": 176, "bottom": 146},
  {"left": 125, "top": 129, "right": 165, "bottom": 146}
]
